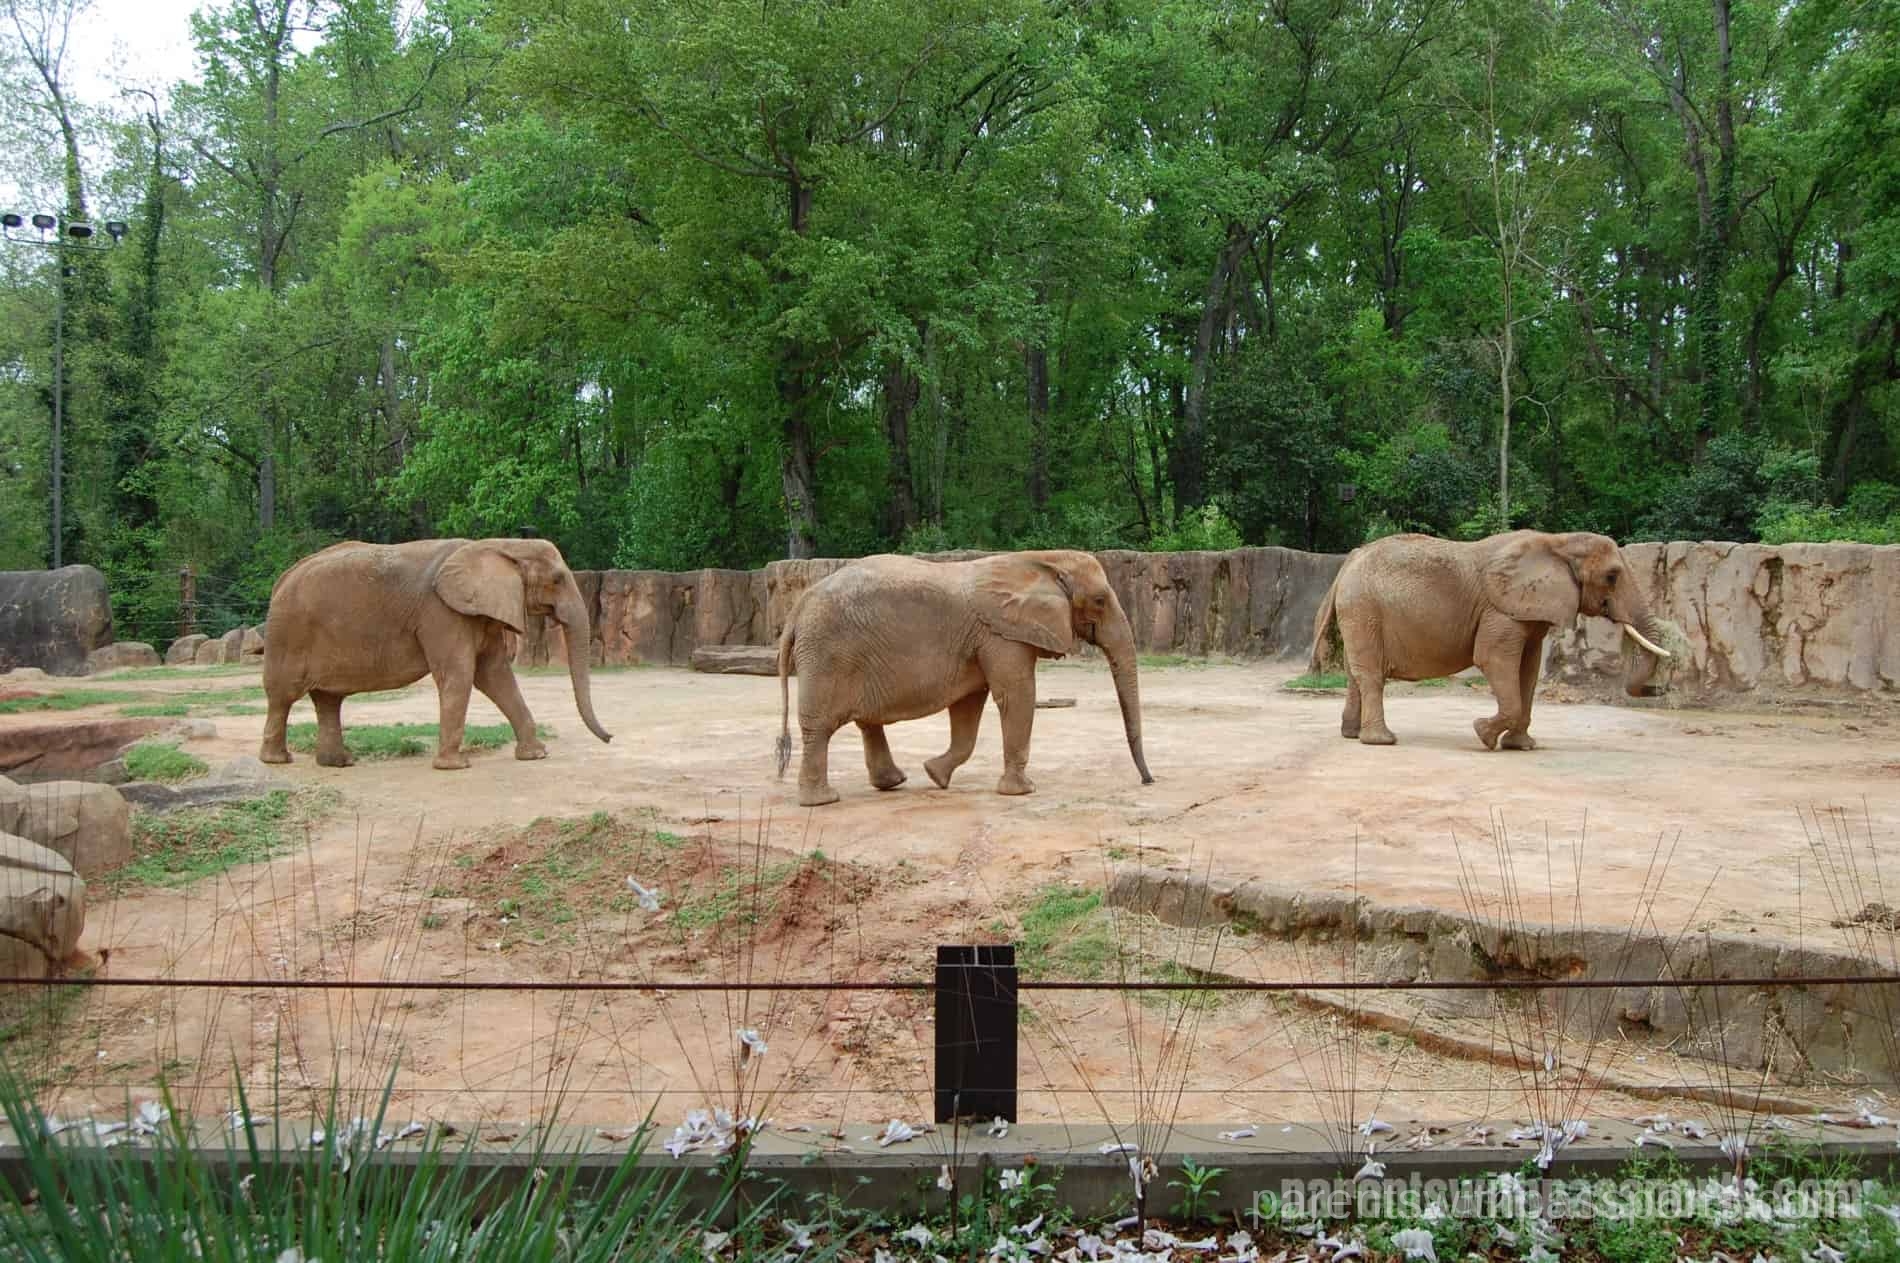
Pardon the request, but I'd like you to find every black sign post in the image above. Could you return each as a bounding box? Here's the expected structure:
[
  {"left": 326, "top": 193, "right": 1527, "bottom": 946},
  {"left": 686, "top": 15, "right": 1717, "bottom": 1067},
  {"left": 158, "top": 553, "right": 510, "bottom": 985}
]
[{"left": 934, "top": 944, "right": 1018, "bottom": 1123}]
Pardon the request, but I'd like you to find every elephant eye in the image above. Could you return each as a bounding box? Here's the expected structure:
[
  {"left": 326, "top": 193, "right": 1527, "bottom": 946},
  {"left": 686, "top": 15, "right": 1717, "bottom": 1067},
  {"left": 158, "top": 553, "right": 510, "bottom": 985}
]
[{"left": 1606, "top": 571, "right": 1619, "bottom": 587}]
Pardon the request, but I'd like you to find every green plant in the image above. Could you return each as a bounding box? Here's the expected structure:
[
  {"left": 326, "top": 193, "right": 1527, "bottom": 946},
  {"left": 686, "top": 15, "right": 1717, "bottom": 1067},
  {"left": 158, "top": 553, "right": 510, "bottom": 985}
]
[
  {"left": 1149, "top": 502, "right": 1244, "bottom": 552},
  {"left": 1282, "top": 671, "right": 1349, "bottom": 690},
  {"left": 0, "top": 690, "right": 140, "bottom": 715},
  {"left": 1167, "top": 1158, "right": 1225, "bottom": 1223},
  {"left": 285, "top": 721, "right": 551, "bottom": 759},
  {"left": 121, "top": 742, "right": 209, "bottom": 784},
  {"left": 113, "top": 789, "right": 335, "bottom": 890},
  {"left": 120, "top": 702, "right": 190, "bottom": 717}
]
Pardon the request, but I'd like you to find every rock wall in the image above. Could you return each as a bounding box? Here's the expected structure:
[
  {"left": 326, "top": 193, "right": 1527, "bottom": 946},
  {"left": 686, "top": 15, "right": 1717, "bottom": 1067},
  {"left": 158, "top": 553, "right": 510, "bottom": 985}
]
[
  {"left": 528, "top": 541, "right": 1897, "bottom": 697},
  {"left": 1544, "top": 541, "right": 1900, "bottom": 697},
  {"left": 0, "top": 566, "right": 114, "bottom": 677}
]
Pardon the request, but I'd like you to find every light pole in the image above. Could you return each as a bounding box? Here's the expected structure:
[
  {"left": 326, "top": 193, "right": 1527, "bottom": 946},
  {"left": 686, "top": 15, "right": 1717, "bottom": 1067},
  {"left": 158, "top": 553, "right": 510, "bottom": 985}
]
[{"left": 0, "top": 212, "right": 127, "bottom": 569}]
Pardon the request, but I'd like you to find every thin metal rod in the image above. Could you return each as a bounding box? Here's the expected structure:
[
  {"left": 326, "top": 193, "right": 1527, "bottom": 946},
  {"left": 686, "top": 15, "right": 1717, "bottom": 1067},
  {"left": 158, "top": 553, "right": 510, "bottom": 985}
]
[{"left": 2, "top": 974, "right": 1895, "bottom": 994}]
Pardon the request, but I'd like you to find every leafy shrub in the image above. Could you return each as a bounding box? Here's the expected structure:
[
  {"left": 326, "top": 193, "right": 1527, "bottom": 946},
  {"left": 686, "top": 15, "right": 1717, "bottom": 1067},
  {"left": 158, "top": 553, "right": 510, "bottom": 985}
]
[
  {"left": 1758, "top": 480, "right": 1900, "bottom": 544},
  {"left": 1639, "top": 432, "right": 1821, "bottom": 542},
  {"left": 1149, "top": 502, "right": 1244, "bottom": 552}
]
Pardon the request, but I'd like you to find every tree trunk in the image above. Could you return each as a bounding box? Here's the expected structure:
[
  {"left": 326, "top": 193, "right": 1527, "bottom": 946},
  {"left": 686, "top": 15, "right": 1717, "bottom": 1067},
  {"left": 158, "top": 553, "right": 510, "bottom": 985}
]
[
  {"left": 1025, "top": 336, "right": 1050, "bottom": 513},
  {"left": 881, "top": 350, "right": 920, "bottom": 540},
  {"left": 1174, "top": 232, "right": 1244, "bottom": 517},
  {"left": 776, "top": 176, "right": 818, "bottom": 558}
]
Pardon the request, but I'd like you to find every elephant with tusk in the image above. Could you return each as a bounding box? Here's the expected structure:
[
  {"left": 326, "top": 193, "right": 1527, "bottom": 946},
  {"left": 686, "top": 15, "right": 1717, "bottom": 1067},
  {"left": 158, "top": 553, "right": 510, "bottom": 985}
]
[
  {"left": 775, "top": 550, "right": 1153, "bottom": 806},
  {"left": 259, "top": 538, "right": 612, "bottom": 770},
  {"left": 1310, "top": 530, "right": 1672, "bottom": 750}
]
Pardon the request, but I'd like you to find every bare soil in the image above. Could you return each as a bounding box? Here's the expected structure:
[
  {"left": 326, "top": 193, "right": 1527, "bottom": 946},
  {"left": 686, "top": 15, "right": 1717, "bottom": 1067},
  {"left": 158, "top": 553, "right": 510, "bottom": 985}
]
[{"left": 16, "top": 660, "right": 1900, "bottom": 1139}]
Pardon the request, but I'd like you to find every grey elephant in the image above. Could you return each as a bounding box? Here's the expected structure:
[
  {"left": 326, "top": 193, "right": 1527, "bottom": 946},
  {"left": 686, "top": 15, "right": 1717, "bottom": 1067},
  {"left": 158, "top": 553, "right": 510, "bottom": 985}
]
[
  {"left": 1310, "top": 530, "right": 1673, "bottom": 749},
  {"left": 775, "top": 551, "right": 1154, "bottom": 806},
  {"left": 260, "top": 538, "right": 613, "bottom": 770}
]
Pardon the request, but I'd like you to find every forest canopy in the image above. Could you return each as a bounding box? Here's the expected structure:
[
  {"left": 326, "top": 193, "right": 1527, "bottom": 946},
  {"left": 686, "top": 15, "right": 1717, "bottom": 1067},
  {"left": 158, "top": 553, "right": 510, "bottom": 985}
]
[{"left": 2, "top": 0, "right": 1898, "bottom": 643}]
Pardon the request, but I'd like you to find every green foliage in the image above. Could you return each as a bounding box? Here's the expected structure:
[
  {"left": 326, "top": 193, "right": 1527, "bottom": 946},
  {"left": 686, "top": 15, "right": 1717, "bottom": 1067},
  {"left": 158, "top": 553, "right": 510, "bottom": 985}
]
[
  {"left": 1167, "top": 1159, "right": 1226, "bottom": 1224},
  {"left": 1759, "top": 481, "right": 1900, "bottom": 544},
  {"left": 115, "top": 790, "right": 330, "bottom": 889},
  {"left": 0, "top": 691, "right": 140, "bottom": 715},
  {"left": 1639, "top": 433, "right": 1824, "bottom": 542},
  {"left": 285, "top": 722, "right": 550, "bottom": 760},
  {"left": 1014, "top": 885, "right": 1115, "bottom": 979},
  {"left": 121, "top": 742, "right": 208, "bottom": 784},
  {"left": 1283, "top": 672, "right": 1350, "bottom": 691},
  {"left": 1149, "top": 503, "right": 1246, "bottom": 552}
]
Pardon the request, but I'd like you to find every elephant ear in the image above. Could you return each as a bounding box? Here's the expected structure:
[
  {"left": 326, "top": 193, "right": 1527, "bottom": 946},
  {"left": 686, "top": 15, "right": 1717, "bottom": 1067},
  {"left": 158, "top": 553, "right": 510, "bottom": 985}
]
[
  {"left": 974, "top": 558, "right": 1076, "bottom": 656},
  {"left": 1483, "top": 534, "right": 1581, "bottom": 628},
  {"left": 434, "top": 542, "right": 527, "bottom": 634}
]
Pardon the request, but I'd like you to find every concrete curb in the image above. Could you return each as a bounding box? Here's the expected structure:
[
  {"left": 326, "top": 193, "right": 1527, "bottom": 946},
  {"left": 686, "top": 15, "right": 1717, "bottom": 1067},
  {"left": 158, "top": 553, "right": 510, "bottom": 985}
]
[{"left": 3, "top": 1117, "right": 1896, "bottom": 1217}]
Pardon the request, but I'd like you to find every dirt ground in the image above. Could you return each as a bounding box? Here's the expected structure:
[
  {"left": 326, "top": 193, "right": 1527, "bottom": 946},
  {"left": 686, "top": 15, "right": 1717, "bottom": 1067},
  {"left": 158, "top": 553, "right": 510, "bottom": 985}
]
[{"left": 13, "top": 659, "right": 1900, "bottom": 1141}]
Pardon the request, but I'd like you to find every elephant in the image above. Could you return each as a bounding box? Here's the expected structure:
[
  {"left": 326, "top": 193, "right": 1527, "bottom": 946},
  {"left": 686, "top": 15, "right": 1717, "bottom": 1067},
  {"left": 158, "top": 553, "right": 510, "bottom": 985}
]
[
  {"left": 774, "top": 550, "right": 1154, "bottom": 806},
  {"left": 1309, "top": 530, "right": 1673, "bottom": 749},
  {"left": 259, "top": 538, "right": 613, "bottom": 770}
]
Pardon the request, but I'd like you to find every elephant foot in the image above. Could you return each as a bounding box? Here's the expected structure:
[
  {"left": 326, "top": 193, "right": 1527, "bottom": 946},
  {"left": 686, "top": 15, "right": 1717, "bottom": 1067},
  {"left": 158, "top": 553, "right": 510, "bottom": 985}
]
[
  {"left": 996, "top": 770, "right": 1035, "bottom": 796},
  {"left": 315, "top": 749, "right": 355, "bottom": 769},
  {"left": 432, "top": 751, "right": 470, "bottom": 771},
  {"left": 514, "top": 741, "right": 549, "bottom": 761},
  {"left": 1501, "top": 731, "right": 1538, "bottom": 751},
  {"left": 1357, "top": 727, "right": 1397, "bottom": 747},
  {"left": 259, "top": 747, "right": 291, "bottom": 765},
  {"left": 1473, "top": 719, "right": 1503, "bottom": 750},
  {"left": 869, "top": 768, "right": 907, "bottom": 791},
  {"left": 923, "top": 757, "right": 957, "bottom": 789},
  {"left": 798, "top": 783, "right": 841, "bottom": 807},
  {"left": 1340, "top": 724, "right": 1360, "bottom": 740}
]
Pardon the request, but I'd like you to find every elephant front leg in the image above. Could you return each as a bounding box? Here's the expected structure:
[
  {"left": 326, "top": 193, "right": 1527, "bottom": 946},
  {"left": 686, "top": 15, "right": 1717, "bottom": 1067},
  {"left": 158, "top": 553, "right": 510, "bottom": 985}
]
[
  {"left": 431, "top": 663, "right": 475, "bottom": 771},
  {"left": 310, "top": 690, "right": 354, "bottom": 768},
  {"left": 1473, "top": 617, "right": 1531, "bottom": 750},
  {"left": 982, "top": 646, "right": 1037, "bottom": 795},
  {"left": 925, "top": 689, "right": 987, "bottom": 789},
  {"left": 858, "top": 722, "right": 907, "bottom": 790},
  {"left": 1499, "top": 626, "right": 1547, "bottom": 751},
  {"left": 474, "top": 653, "right": 546, "bottom": 761}
]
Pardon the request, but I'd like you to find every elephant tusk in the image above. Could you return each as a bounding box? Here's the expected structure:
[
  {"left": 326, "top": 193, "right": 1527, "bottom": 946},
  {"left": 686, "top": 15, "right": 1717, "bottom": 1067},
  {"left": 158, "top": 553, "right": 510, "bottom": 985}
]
[{"left": 1622, "top": 622, "right": 1672, "bottom": 659}]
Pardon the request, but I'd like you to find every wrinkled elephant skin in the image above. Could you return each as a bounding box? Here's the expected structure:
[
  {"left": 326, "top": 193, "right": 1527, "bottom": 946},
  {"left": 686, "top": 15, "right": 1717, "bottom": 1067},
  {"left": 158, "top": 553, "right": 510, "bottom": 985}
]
[
  {"left": 776, "top": 551, "right": 1152, "bottom": 806},
  {"left": 1310, "top": 530, "right": 1669, "bottom": 750},
  {"left": 260, "top": 539, "right": 612, "bottom": 771}
]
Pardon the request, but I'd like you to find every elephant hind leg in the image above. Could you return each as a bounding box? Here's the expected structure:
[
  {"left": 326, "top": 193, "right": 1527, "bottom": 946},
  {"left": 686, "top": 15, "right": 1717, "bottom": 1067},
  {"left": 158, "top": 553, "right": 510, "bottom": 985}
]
[
  {"left": 260, "top": 686, "right": 298, "bottom": 764},
  {"left": 1340, "top": 679, "right": 1362, "bottom": 739},
  {"left": 310, "top": 690, "right": 354, "bottom": 768},
  {"left": 797, "top": 722, "right": 841, "bottom": 806},
  {"left": 1343, "top": 646, "right": 1395, "bottom": 745},
  {"left": 859, "top": 722, "right": 907, "bottom": 790},
  {"left": 925, "top": 688, "right": 987, "bottom": 789}
]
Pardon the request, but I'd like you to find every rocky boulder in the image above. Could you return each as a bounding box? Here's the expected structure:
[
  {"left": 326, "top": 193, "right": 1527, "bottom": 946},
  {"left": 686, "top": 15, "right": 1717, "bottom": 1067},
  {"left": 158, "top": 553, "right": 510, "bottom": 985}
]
[
  {"left": 0, "top": 565, "right": 114, "bottom": 677},
  {"left": 0, "top": 777, "right": 133, "bottom": 878},
  {"left": 85, "top": 641, "right": 161, "bottom": 674},
  {"left": 0, "top": 832, "right": 85, "bottom": 978},
  {"left": 0, "top": 717, "right": 168, "bottom": 783},
  {"left": 165, "top": 633, "right": 208, "bottom": 665}
]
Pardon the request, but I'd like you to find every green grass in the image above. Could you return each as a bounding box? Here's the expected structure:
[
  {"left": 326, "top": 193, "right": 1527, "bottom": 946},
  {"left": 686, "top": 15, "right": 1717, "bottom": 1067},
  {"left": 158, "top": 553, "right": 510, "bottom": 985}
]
[
  {"left": 1015, "top": 884, "right": 1117, "bottom": 979},
  {"left": 1137, "top": 653, "right": 1210, "bottom": 669},
  {"left": 112, "top": 789, "right": 335, "bottom": 890},
  {"left": 0, "top": 690, "right": 141, "bottom": 715},
  {"left": 670, "top": 858, "right": 801, "bottom": 933},
  {"left": 1280, "top": 671, "right": 1349, "bottom": 690},
  {"left": 122, "top": 742, "right": 209, "bottom": 784},
  {"left": 285, "top": 721, "right": 551, "bottom": 760},
  {"left": 121, "top": 702, "right": 191, "bottom": 717},
  {"left": 98, "top": 663, "right": 256, "bottom": 682}
]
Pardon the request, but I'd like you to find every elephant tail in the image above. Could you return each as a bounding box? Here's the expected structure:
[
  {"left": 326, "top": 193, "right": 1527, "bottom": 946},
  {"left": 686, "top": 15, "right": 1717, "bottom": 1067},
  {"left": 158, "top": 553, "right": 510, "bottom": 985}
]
[
  {"left": 1310, "top": 570, "right": 1343, "bottom": 675},
  {"left": 774, "top": 614, "right": 797, "bottom": 779}
]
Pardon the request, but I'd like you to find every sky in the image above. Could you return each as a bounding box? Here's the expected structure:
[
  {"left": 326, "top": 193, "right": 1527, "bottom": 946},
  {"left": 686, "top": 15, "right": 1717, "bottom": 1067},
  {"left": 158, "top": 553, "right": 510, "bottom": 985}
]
[{"left": 71, "top": 0, "right": 202, "bottom": 102}]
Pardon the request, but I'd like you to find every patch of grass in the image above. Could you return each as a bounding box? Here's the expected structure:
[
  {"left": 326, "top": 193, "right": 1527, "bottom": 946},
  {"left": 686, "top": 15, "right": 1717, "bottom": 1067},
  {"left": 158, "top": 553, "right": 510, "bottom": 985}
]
[
  {"left": 1412, "top": 676, "right": 1449, "bottom": 688},
  {"left": 121, "top": 702, "right": 191, "bottom": 717},
  {"left": 122, "top": 742, "right": 209, "bottom": 784},
  {"left": 113, "top": 789, "right": 336, "bottom": 890},
  {"left": 0, "top": 689, "right": 141, "bottom": 714},
  {"left": 218, "top": 704, "right": 265, "bottom": 716},
  {"left": 1137, "top": 653, "right": 1208, "bottom": 669},
  {"left": 170, "top": 685, "right": 266, "bottom": 707},
  {"left": 1016, "top": 884, "right": 1117, "bottom": 979},
  {"left": 285, "top": 721, "right": 551, "bottom": 760},
  {"left": 1281, "top": 671, "right": 1349, "bottom": 691},
  {"left": 99, "top": 663, "right": 256, "bottom": 681},
  {"left": 670, "top": 858, "right": 800, "bottom": 933}
]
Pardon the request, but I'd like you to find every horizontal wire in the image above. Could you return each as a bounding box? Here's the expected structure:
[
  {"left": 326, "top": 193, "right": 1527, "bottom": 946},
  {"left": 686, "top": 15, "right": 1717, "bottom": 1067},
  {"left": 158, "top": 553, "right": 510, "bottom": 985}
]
[{"left": 8, "top": 974, "right": 1899, "bottom": 993}]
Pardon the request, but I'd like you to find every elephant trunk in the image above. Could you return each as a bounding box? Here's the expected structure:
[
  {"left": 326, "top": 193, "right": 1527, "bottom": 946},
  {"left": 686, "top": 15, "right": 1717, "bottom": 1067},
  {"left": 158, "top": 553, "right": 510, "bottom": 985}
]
[
  {"left": 1096, "top": 594, "right": 1153, "bottom": 785},
  {"left": 1611, "top": 583, "right": 1667, "bottom": 699},
  {"left": 556, "top": 584, "right": 613, "bottom": 744}
]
